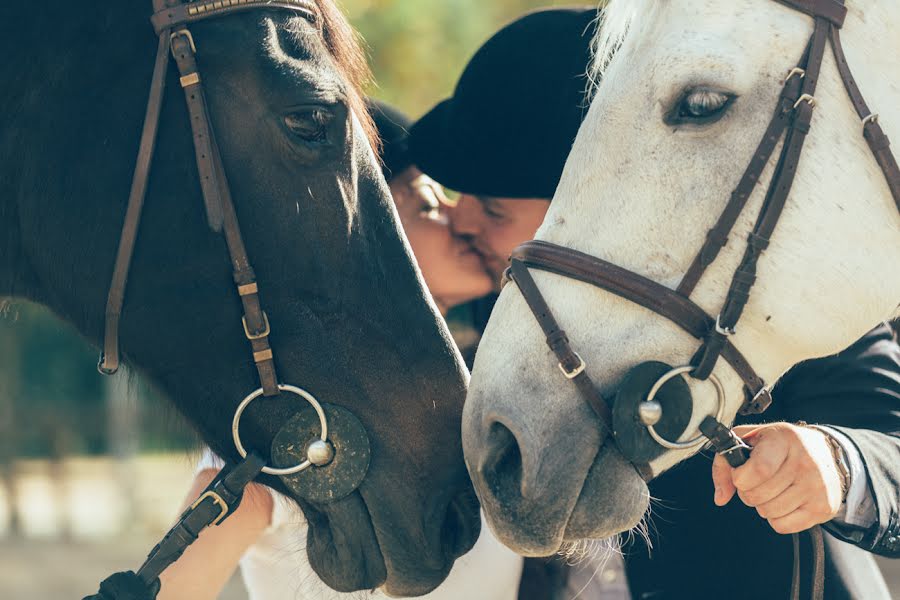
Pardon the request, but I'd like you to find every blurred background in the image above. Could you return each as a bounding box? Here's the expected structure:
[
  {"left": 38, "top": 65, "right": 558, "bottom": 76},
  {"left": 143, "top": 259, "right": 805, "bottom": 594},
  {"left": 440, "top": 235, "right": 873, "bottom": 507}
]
[{"left": 2, "top": 1, "right": 897, "bottom": 598}]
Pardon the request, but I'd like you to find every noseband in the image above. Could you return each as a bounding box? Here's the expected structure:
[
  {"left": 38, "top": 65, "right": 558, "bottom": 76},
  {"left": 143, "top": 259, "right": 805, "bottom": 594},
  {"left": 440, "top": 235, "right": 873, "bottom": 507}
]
[
  {"left": 91, "top": 1, "right": 371, "bottom": 593},
  {"left": 504, "top": 2, "right": 897, "bottom": 598}
]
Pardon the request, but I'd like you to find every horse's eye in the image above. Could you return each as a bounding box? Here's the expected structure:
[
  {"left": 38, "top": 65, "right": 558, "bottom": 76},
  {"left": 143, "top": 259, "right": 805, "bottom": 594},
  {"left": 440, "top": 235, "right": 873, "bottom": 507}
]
[
  {"left": 666, "top": 88, "right": 735, "bottom": 125},
  {"left": 284, "top": 108, "right": 332, "bottom": 143}
]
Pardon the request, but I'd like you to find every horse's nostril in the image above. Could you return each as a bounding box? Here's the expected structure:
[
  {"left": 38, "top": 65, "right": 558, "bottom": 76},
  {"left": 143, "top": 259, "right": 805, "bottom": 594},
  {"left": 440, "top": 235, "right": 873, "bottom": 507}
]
[
  {"left": 480, "top": 421, "right": 524, "bottom": 500},
  {"left": 441, "top": 489, "right": 481, "bottom": 560}
]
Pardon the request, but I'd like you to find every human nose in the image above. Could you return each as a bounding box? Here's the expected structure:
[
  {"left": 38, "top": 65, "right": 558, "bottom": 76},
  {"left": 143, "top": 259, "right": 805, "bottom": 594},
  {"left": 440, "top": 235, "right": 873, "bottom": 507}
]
[{"left": 448, "top": 195, "right": 483, "bottom": 237}]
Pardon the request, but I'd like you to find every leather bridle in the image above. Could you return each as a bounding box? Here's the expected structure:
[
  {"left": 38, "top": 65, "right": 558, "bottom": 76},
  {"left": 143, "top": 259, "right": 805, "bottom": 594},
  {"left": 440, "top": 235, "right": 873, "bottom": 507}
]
[
  {"left": 90, "top": 1, "right": 369, "bottom": 594},
  {"left": 506, "top": 0, "right": 898, "bottom": 461},
  {"left": 504, "top": 2, "right": 898, "bottom": 598}
]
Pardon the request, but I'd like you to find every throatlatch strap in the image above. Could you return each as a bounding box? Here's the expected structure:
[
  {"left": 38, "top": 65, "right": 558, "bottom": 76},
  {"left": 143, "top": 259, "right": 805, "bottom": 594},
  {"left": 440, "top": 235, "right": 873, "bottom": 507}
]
[{"left": 99, "top": 33, "right": 172, "bottom": 376}]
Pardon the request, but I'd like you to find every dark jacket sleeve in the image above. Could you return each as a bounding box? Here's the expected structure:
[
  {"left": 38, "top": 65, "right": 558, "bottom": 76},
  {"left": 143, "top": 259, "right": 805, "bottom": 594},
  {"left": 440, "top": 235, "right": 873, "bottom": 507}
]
[{"left": 768, "top": 322, "right": 900, "bottom": 557}]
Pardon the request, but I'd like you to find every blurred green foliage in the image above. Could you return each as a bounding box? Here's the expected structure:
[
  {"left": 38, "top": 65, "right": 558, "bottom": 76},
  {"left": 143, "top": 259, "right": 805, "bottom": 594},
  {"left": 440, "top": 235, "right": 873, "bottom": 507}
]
[{"left": 0, "top": 0, "right": 596, "bottom": 457}]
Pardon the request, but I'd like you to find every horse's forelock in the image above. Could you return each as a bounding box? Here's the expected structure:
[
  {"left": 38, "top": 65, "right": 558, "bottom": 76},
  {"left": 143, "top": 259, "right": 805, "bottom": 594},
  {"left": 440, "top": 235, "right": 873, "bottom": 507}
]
[
  {"left": 589, "top": 0, "right": 660, "bottom": 95},
  {"left": 314, "top": 0, "right": 380, "bottom": 156}
]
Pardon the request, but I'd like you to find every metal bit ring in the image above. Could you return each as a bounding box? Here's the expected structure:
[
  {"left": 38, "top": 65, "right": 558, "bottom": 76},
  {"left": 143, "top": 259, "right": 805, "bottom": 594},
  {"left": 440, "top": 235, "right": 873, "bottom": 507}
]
[
  {"left": 642, "top": 365, "right": 726, "bottom": 450},
  {"left": 232, "top": 384, "right": 328, "bottom": 476}
]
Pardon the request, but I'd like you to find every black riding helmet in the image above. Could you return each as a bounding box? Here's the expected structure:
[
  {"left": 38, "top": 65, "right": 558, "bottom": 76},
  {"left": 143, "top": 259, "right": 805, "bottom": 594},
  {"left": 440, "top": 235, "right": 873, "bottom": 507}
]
[
  {"left": 366, "top": 98, "right": 414, "bottom": 181},
  {"left": 409, "top": 7, "right": 598, "bottom": 199}
]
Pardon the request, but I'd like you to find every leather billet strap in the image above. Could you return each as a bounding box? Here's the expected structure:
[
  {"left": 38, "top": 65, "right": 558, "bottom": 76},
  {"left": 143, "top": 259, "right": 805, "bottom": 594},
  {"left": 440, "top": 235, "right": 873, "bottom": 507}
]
[
  {"left": 676, "top": 41, "right": 810, "bottom": 297},
  {"left": 169, "top": 31, "right": 279, "bottom": 396},
  {"left": 690, "top": 17, "right": 831, "bottom": 382},
  {"left": 507, "top": 242, "right": 768, "bottom": 412},
  {"left": 829, "top": 26, "right": 900, "bottom": 213}
]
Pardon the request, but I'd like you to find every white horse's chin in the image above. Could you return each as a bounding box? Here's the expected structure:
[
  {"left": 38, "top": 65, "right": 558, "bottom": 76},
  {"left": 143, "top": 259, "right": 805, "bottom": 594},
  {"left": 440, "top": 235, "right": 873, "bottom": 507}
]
[{"left": 465, "top": 0, "right": 900, "bottom": 554}]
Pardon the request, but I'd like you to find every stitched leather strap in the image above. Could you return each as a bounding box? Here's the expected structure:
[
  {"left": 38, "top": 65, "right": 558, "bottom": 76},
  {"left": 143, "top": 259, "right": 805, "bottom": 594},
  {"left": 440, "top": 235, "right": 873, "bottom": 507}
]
[
  {"left": 135, "top": 452, "right": 266, "bottom": 585},
  {"left": 169, "top": 31, "right": 280, "bottom": 396},
  {"left": 509, "top": 242, "right": 768, "bottom": 401},
  {"left": 829, "top": 26, "right": 900, "bottom": 213},
  {"left": 99, "top": 33, "right": 172, "bottom": 375},
  {"left": 677, "top": 43, "right": 809, "bottom": 296},
  {"left": 151, "top": 0, "right": 317, "bottom": 34},
  {"left": 774, "top": 0, "right": 847, "bottom": 26},
  {"left": 508, "top": 259, "right": 613, "bottom": 430},
  {"left": 691, "top": 17, "right": 831, "bottom": 381}
]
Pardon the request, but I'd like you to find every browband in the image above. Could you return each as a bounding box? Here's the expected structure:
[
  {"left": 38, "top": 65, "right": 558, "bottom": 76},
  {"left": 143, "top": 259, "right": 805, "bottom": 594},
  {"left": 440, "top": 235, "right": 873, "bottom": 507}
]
[{"left": 152, "top": 0, "right": 318, "bottom": 34}]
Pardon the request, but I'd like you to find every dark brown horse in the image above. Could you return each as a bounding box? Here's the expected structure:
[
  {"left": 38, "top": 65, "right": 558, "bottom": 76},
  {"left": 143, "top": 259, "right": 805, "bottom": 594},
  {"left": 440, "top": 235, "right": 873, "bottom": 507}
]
[{"left": 0, "top": 1, "right": 478, "bottom": 595}]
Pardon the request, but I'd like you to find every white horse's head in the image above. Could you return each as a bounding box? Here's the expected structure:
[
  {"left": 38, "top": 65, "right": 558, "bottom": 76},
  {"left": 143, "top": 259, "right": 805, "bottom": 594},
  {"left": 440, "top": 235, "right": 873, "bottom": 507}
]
[{"left": 464, "top": 0, "right": 900, "bottom": 555}]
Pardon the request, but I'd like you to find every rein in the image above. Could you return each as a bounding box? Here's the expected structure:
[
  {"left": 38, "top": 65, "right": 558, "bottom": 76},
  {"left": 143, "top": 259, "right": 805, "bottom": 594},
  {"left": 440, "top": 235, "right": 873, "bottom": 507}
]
[{"left": 504, "top": 1, "right": 897, "bottom": 598}]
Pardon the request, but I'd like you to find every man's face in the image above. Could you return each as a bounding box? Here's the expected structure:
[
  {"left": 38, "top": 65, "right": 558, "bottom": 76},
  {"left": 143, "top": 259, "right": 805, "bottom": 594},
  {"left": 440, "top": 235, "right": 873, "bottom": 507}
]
[{"left": 449, "top": 194, "right": 551, "bottom": 288}]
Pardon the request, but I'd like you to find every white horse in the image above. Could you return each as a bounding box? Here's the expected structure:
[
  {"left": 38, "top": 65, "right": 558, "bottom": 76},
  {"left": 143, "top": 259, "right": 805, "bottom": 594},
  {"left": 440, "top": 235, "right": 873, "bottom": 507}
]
[{"left": 463, "top": 0, "right": 900, "bottom": 555}]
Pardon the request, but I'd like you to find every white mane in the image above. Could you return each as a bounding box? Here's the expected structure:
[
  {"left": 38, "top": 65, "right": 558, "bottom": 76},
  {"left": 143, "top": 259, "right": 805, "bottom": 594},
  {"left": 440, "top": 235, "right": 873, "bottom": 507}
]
[{"left": 589, "top": 0, "right": 659, "bottom": 90}]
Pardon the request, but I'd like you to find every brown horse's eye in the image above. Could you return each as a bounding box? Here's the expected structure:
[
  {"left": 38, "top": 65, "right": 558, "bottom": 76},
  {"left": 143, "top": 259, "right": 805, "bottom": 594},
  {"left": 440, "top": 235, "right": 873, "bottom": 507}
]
[{"left": 284, "top": 108, "right": 332, "bottom": 143}]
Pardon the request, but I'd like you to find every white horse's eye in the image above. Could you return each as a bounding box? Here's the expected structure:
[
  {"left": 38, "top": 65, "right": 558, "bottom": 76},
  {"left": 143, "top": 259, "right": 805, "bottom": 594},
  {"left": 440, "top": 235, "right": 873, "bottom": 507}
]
[{"left": 666, "top": 88, "right": 736, "bottom": 125}]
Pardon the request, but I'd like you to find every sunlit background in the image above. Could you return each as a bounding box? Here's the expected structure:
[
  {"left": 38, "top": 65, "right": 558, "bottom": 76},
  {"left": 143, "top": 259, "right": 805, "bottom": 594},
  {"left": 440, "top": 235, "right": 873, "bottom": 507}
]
[{"left": 1, "top": 1, "right": 897, "bottom": 598}]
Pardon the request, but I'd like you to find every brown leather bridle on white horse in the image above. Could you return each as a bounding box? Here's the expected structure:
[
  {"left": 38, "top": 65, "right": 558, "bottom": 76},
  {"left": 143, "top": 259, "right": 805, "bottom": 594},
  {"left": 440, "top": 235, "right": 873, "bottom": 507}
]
[{"left": 503, "top": 1, "right": 898, "bottom": 598}]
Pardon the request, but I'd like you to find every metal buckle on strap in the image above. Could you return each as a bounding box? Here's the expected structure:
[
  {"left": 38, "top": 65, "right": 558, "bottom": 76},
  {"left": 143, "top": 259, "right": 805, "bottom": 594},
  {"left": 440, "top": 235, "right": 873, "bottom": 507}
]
[
  {"left": 190, "top": 491, "right": 229, "bottom": 526},
  {"left": 170, "top": 29, "right": 197, "bottom": 53},
  {"left": 715, "top": 314, "right": 736, "bottom": 337},
  {"left": 793, "top": 94, "right": 817, "bottom": 109},
  {"left": 242, "top": 312, "right": 270, "bottom": 340},
  {"left": 558, "top": 353, "right": 586, "bottom": 379},
  {"left": 862, "top": 113, "right": 879, "bottom": 127},
  {"left": 785, "top": 67, "right": 806, "bottom": 82}
]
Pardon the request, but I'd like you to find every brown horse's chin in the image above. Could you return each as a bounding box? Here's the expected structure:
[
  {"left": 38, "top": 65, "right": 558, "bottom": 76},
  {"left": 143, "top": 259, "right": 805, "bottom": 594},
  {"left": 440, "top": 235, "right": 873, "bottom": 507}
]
[
  {"left": 482, "top": 446, "right": 649, "bottom": 557},
  {"left": 302, "top": 487, "right": 476, "bottom": 596}
]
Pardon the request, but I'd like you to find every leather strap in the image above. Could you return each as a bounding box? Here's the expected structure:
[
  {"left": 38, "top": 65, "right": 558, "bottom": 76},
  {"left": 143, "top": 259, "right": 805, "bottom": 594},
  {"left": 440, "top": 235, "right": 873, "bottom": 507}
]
[
  {"left": 508, "top": 259, "right": 613, "bottom": 430},
  {"left": 135, "top": 452, "right": 266, "bottom": 585},
  {"left": 774, "top": 0, "right": 847, "bottom": 26},
  {"left": 691, "top": 17, "right": 830, "bottom": 381},
  {"left": 677, "top": 43, "right": 809, "bottom": 297},
  {"left": 169, "top": 31, "right": 280, "bottom": 396},
  {"left": 829, "top": 26, "right": 900, "bottom": 213},
  {"left": 99, "top": 33, "right": 172, "bottom": 375},
  {"left": 151, "top": 0, "right": 317, "bottom": 35},
  {"left": 508, "top": 242, "right": 768, "bottom": 405}
]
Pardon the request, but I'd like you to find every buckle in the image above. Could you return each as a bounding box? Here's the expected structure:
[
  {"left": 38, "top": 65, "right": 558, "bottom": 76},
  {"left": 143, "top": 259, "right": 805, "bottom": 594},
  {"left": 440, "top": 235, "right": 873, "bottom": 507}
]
[
  {"left": 862, "top": 113, "right": 879, "bottom": 127},
  {"left": 715, "top": 314, "right": 735, "bottom": 337},
  {"left": 785, "top": 67, "right": 805, "bottom": 82},
  {"left": 191, "top": 491, "right": 229, "bottom": 526},
  {"left": 242, "top": 312, "right": 270, "bottom": 340},
  {"left": 558, "top": 353, "right": 586, "bottom": 379},
  {"left": 793, "top": 94, "right": 817, "bottom": 109},
  {"left": 170, "top": 29, "right": 197, "bottom": 53}
]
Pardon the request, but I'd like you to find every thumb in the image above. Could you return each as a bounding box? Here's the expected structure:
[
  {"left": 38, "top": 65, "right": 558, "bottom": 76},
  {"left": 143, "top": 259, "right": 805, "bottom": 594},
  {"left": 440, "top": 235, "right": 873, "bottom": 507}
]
[
  {"left": 731, "top": 425, "right": 762, "bottom": 443},
  {"left": 711, "top": 453, "right": 737, "bottom": 506}
]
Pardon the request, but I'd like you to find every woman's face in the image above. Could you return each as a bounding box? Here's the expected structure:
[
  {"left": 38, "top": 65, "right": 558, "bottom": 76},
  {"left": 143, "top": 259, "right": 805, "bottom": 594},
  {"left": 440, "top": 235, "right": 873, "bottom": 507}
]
[{"left": 390, "top": 167, "right": 493, "bottom": 313}]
